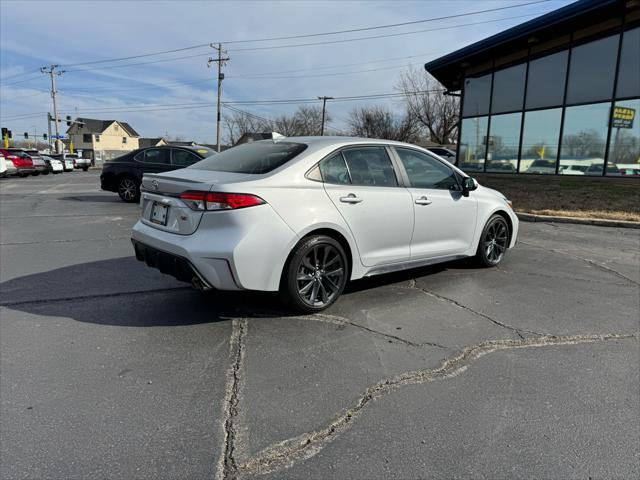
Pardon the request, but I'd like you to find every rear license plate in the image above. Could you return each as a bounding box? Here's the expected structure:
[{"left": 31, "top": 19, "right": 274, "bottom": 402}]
[{"left": 150, "top": 202, "right": 169, "bottom": 225}]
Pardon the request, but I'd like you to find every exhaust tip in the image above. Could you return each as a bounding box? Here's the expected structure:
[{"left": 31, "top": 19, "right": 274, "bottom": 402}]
[{"left": 191, "top": 276, "right": 211, "bottom": 291}]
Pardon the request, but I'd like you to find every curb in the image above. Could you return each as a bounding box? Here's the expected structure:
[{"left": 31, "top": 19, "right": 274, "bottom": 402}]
[{"left": 516, "top": 212, "right": 640, "bottom": 229}]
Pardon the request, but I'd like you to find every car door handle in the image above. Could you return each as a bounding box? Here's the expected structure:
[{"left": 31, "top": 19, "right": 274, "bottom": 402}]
[
  {"left": 339, "top": 193, "right": 363, "bottom": 204},
  {"left": 415, "top": 196, "right": 432, "bottom": 205}
]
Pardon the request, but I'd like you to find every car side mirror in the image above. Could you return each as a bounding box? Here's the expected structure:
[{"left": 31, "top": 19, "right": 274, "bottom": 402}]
[{"left": 462, "top": 177, "right": 478, "bottom": 197}]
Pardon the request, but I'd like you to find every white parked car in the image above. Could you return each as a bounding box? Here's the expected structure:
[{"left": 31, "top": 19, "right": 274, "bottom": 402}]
[
  {"left": 131, "top": 137, "right": 518, "bottom": 312},
  {"left": 43, "top": 155, "right": 64, "bottom": 173}
]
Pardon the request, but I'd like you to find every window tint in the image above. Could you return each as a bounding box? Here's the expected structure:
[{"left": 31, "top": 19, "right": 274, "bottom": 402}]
[
  {"left": 616, "top": 27, "right": 640, "bottom": 99},
  {"left": 608, "top": 98, "right": 640, "bottom": 176},
  {"left": 144, "top": 148, "right": 170, "bottom": 164},
  {"left": 462, "top": 74, "right": 492, "bottom": 117},
  {"left": 559, "top": 102, "right": 610, "bottom": 176},
  {"left": 458, "top": 116, "right": 488, "bottom": 171},
  {"left": 342, "top": 147, "right": 397, "bottom": 187},
  {"left": 395, "top": 148, "right": 458, "bottom": 190},
  {"left": 526, "top": 50, "right": 568, "bottom": 109},
  {"left": 171, "top": 149, "right": 201, "bottom": 167},
  {"left": 319, "top": 153, "right": 350, "bottom": 184},
  {"left": 491, "top": 64, "right": 526, "bottom": 114},
  {"left": 486, "top": 112, "right": 521, "bottom": 172},
  {"left": 190, "top": 141, "right": 307, "bottom": 174},
  {"left": 83, "top": 134, "right": 91, "bottom": 143},
  {"left": 566, "top": 35, "right": 619, "bottom": 105},
  {"left": 519, "top": 108, "right": 562, "bottom": 174}
]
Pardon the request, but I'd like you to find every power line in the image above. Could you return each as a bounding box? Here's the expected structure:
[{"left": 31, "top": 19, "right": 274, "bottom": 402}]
[
  {"left": 221, "top": 0, "right": 551, "bottom": 44},
  {"left": 229, "top": 12, "right": 538, "bottom": 52},
  {"left": 54, "top": 0, "right": 550, "bottom": 68}
]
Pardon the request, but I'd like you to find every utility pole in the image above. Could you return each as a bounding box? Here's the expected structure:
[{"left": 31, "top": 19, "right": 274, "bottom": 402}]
[
  {"left": 318, "top": 96, "right": 333, "bottom": 136},
  {"left": 41, "top": 65, "right": 65, "bottom": 153},
  {"left": 47, "top": 113, "right": 53, "bottom": 152},
  {"left": 208, "top": 43, "right": 229, "bottom": 152}
]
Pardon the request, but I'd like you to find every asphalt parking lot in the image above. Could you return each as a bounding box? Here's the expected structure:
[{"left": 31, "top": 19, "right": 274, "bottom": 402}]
[{"left": 1, "top": 171, "right": 638, "bottom": 479}]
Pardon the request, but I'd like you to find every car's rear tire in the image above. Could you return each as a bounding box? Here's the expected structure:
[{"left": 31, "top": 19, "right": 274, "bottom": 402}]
[
  {"left": 117, "top": 176, "right": 140, "bottom": 203},
  {"left": 281, "top": 235, "right": 348, "bottom": 313},
  {"left": 82, "top": 167, "right": 89, "bottom": 171},
  {"left": 475, "top": 214, "right": 510, "bottom": 267},
  {"left": 31, "top": 172, "right": 39, "bottom": 176}
]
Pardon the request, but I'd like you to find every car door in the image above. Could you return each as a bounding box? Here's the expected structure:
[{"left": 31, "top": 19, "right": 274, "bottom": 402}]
[
  {"left": 170, "top": 148, "right": 202, "bottom": 169},
  {"left": 139, "top": 148, "right": 172, "bottom": 177},
  {"left": 393, "top": 147, "right": 477, "bottom": 259},
  {"left": 320, "top": 146, "right": 413, "bottom": 267}
]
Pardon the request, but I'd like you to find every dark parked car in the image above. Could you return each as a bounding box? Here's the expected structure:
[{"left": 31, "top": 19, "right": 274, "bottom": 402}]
[
  {"left": 0, "top": 149, "right": 35, "bottom": 177},
  {"left": 426, "top": 147, "right": 456, "bottom": 161},
  {"left": 486, "top": 161, "right": 517, "bottom": 173},
  {"left": 586, "top": 163, "right": 621, "bottom": 176},
  {"left": 100, "top": 145, "right": 216, "bottom": 202}
]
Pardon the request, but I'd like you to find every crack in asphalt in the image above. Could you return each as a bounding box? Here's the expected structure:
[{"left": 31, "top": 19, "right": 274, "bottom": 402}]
[
  {"left": 0, "top": 236, "right": 130, "bottom": 246},
  {"left": 397, "top": 282, "right": 545, "bottom": 339},
  {"left": 237, "top": 332, "right": 638, "bottom": 476},
  {"left": 519, "top": 240, "right": 640, "bottom": 287},
  {"left": 309, "top": 313, "right": 450, "bottom": 349},
  {"left": 217, "top": 318, "right": 248, "bottom": 480},
  {"left": 495, "top": 267, "right": 633, "bottom": 286},
  {"left": 0, "top": 286, "right": 191, "bottom": 308}
]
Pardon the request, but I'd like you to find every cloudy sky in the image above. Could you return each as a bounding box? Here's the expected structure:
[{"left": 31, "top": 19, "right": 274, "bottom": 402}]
[{"left": 1, "top": 0, "right": 574, "bottom": 143}]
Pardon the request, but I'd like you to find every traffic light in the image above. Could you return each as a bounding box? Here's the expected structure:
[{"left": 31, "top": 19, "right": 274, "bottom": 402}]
[
  {"left": 24, "top": 132, "right": 29, "bottom": 139},
  {"left": 43, "top": 133, "right": 48, "bottom": 140},
  {"left": 7, "top": 130, "right": 11, "bottom": 139},
  {"left": 66, "top": 115, "right": 72, "bottom": 126},
  {"left": 1, "top": 128, "right": 6, "bottom": 138}
]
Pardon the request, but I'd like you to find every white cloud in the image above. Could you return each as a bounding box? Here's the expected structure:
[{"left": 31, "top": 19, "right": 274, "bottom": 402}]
[{"left": 1, "top": 0, "right": 574, "bottom": 142}]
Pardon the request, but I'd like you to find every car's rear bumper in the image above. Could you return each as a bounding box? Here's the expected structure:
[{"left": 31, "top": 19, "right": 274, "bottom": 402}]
[
  {"left": 132, "top": 240, "right": 214, "bottom": 290},
  {"left": 131, "top": 204, "right": 298, "bottom": 292},
  {"left": 17, "top": 167, "right": 36, "bottom": 175}
]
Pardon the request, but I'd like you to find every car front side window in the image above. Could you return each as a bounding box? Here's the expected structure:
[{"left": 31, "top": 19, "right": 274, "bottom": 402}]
[
  {"left": 341, "top": 147, "right": 398, "bottom": 187},
  {"left": 395, "top": 148, "right": 459, "bottom": 190},
  {"left": 171, "top": 149, "right": 200, "bottom": 167}
]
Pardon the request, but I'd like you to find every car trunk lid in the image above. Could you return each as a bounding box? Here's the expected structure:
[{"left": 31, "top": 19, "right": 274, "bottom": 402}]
[{"left": 139, "top": 169, "right": 253, "bottom": 235}]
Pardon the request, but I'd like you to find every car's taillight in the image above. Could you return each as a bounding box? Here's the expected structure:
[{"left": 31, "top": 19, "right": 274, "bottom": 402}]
[{"left": 179, "top": 191, "right": 265, "bottom": 211}]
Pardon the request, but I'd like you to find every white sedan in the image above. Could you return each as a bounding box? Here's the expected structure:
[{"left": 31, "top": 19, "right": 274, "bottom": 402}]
[
  {"left": 43, "top": 156, "right": 64, "bottom": 173},
  {"left": 131, "top": 137, "right": 518, "bottom": 312}
]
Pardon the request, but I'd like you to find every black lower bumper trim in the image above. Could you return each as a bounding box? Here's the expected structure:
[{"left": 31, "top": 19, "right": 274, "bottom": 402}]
[{"left": 132, "top": 240, "right": 210, "bottom": 287}]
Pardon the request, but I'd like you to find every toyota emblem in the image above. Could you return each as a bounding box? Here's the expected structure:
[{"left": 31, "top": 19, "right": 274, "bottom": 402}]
[{"left": 151, "top": 180, "right": 159, "bottom": 190}]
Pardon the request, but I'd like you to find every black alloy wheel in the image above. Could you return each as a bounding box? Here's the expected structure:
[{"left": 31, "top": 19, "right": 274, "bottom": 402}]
[
  {"left": 117, "top": 177, "right": 139, "bottom": 203},
  {"left": 282, "top": 235, "right": 348, "bottom": 313},
  {"left": 476, "top": 214, "right": 509, "bottom": 267}
]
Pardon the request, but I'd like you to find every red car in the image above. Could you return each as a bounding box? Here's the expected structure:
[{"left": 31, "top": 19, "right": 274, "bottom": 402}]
[{"left": 0, "top": 149, "right": 36, "bottom": 177}]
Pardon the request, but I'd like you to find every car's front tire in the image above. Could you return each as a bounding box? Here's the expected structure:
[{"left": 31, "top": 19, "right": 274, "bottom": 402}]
[
  {"left": 475, "top": 214, "right": 510, "bottom": 267},
  {"left": 281, "top": 235, "right": 348, "bottom": 313},
  {"left": 117, "top": 176, "right": 140, "bottom": 203},
  {"left": 82, "top": 167, "right": 89, "bottom": 171}
]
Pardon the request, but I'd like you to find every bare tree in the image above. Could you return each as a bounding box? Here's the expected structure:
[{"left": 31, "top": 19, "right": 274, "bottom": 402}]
[
  {"left": 272, "top": 105, "right": 329, "bottom": 136},
  {"left": 397, "top": 65, "right": 459, "bottom": 145},
  {"left": 223, "top": 110, "right": 270, "bottom": 145},
  {"left": 347, "top": 105, "right": 419, "bottom": 142}
]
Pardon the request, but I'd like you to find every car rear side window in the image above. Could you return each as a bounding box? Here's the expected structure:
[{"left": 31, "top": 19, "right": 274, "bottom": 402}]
[
  {"left": 342, "top": 147, "right": 397, "bottom": 187},
  {"left": 144, "top": 148, "right": 170, "bottom": 164},
  {"left": 171, "top": 149, "right": 200, "bottom": 167},
  {"left": 189, "top": 141, "right": 307, "bottom": 174},
  {"left": 395, "top": 148, "right": 459, "bottom": 190},
  {"left": 319, "top": 153, "right": 350, "bottom": 184}
]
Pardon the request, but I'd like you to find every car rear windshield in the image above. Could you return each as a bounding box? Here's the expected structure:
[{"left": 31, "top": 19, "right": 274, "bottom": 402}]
[{"left": 189, "top": 141, "right": 307, "bottom": 174}]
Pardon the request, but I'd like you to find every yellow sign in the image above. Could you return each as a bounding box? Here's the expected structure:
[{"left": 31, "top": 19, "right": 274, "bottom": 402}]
[
  {"left": 69, "top": 140, "right": 74, "bottom": 154},
  {"left": 612, "top": 107, "right": 635, "bottom": 128},
  {"left": 2, "top": 135, "right": 8, "bottom": 149},
  {"left": 537, "top": 145, "right": 545, "bottom": 159}
]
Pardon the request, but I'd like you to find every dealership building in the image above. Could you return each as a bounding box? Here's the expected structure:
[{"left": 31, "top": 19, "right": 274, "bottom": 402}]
[{"left": 425, "top": 0, "right": 639, "bottom": 176}]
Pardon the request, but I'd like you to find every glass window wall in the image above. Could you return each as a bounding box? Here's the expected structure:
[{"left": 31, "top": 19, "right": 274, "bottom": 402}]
[
  {"left": 608, "top": 98, "right": 640, "bottom": 177},
  {"left": 458, "top": 116, "right": 488, "bottom": 171},
  {"left": 520, "top": 108, "right": 562, "bottom": 174},
  {"left": 486, "top": 113, "right": 521, "bottom": 172}
]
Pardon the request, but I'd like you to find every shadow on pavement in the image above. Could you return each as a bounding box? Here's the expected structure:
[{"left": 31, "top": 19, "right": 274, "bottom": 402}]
[{"left": 0, "top": 256, "right": 474, "bottom": 327}]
